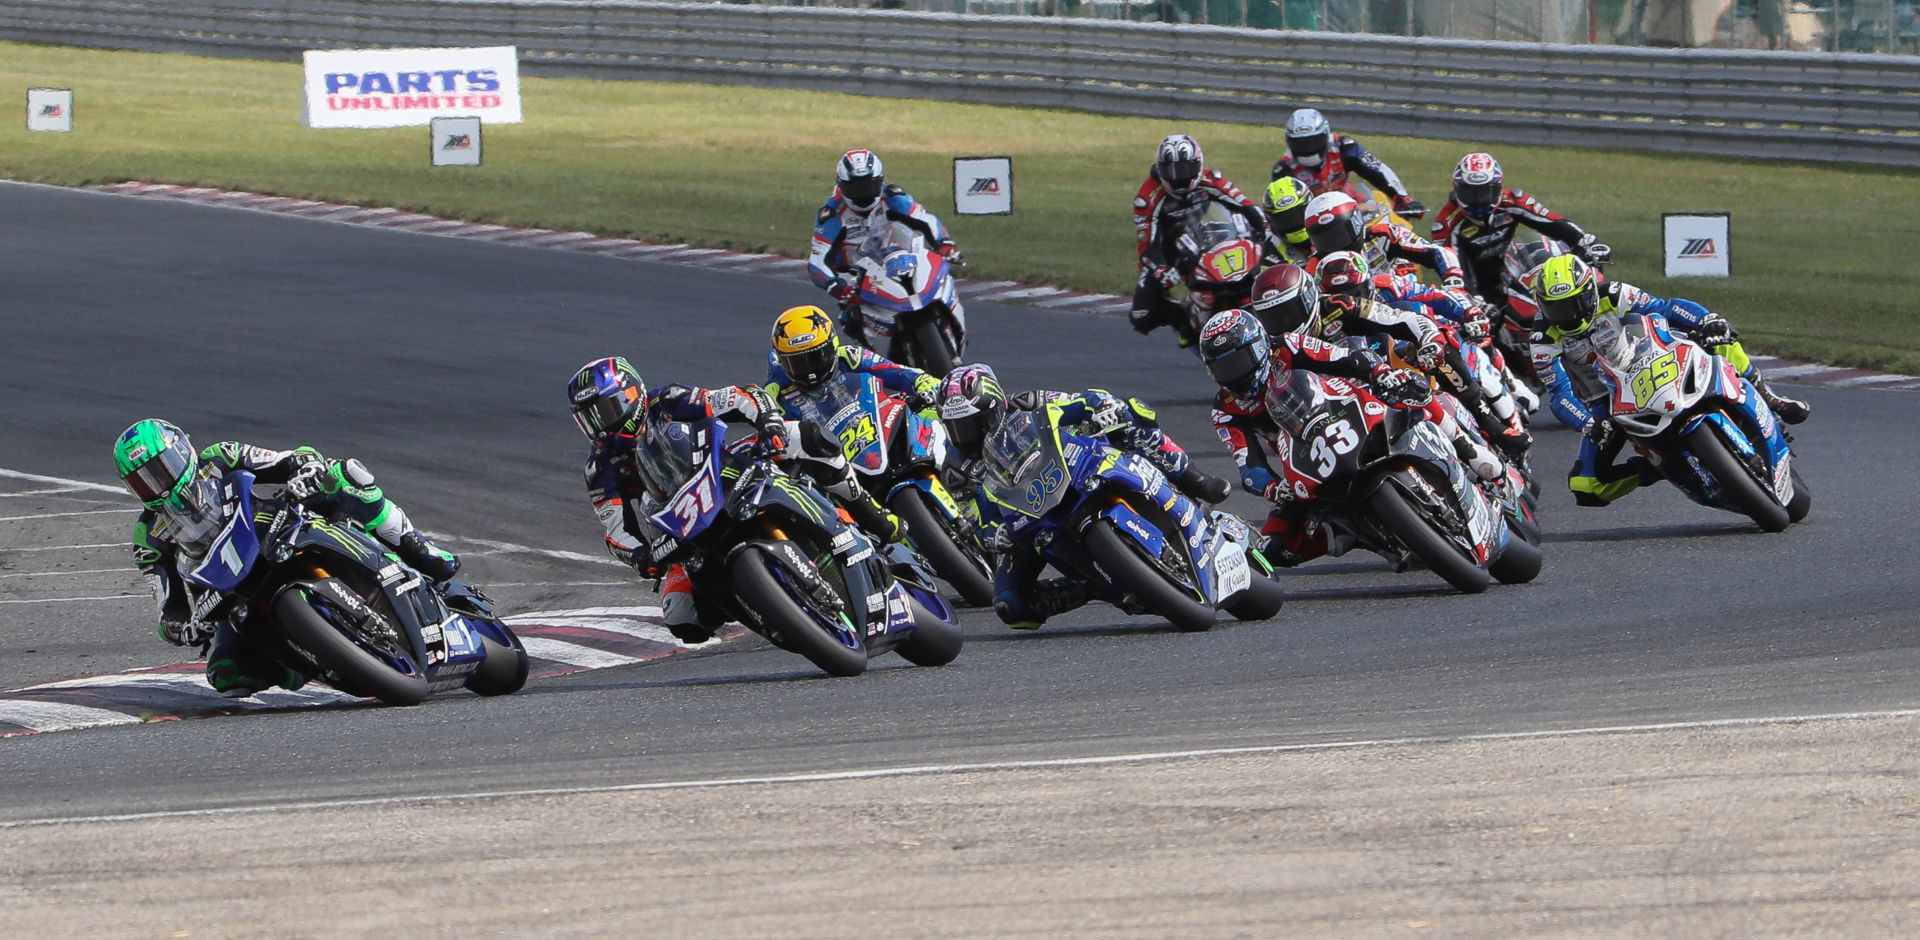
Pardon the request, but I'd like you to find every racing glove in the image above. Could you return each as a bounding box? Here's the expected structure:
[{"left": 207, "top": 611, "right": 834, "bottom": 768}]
[
  {"left": 908, "top": 374, "right": 942, "bottom": 417},
  {"left": 1440, "top": 274, "right": 1467, "bottom": 292},
  {"left": 1581, "top": 416, "right": 1621, "bottom": 445},
  {"left": 1576, "top": 233, "right": 1612, "bottom": 265},
  {"left": 753, "top": 414, "right": 787, "bottom": 456},
  {"left": 1371, "top": 366, "right": 1434, "bottom": 407},
  {"left": 284, "top": 460, "right": 330, "bottom": 503},
  {"left": 1145, "top": 264, "right": 1182, "bottom": 291},
  {"left": 1240, "top": 466, "right": 1288, "bottom": 503},
  {"left": 1460, "top": 309, "right": 1493, "bottom": 343},
  {"left": 828, "top": 273, "right": 861, "bottom": 305},
  {"left": 1693, "top": 317, "right": 1737, "bottom": 347},
  {"left": 935, "top": 240, "right": 963, "bottom": 263},
  {"left": 1412, "top": 338, "right": 1446, "bottom": 372},
  {"left": 1392, "top": 194, "right": 1427, "bottom": 219},
  {"left": 158, "top": 618, "right": 215, "bottom": 653}
]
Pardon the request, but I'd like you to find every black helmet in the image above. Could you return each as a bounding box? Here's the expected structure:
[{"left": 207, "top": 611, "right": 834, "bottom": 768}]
[
  {"left": 1199, "top": 310, "right": 1272, "bottom": 401},
  {"left": 937, "top": 363, "right": 1007, "bottom": 460},
  {"left": 1304, "top": 192, "right": 1365, "bottom": 256}
]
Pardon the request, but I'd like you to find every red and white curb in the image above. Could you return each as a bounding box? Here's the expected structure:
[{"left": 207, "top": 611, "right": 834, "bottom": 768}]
[
  {"left": 0, "top": 608, "right": 744, "bottom": 738},
  {"left": 80, "top": 180, "right": 1911, "bottom": 387}
]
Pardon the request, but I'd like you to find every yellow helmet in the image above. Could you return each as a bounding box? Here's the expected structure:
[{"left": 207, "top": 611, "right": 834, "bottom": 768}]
[
  {"left": 1528, "top": 255, "right": 1600, "bottom": 335},
  {"left": 771, "top": 305, "right": 841, "bottom": 389}
]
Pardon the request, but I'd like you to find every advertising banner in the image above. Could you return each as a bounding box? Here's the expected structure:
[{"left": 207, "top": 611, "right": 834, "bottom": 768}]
[
  {"left": 26, "top": 88, "right": 72, "bottom": 132},
  {"left": 953, "top": 156, "right": 1013, "bottom": 215},
  {"left": 431, "top": 116, "right": 483, "bottom": 166},
  {"left": 1662, "top": 213, "right": 1731, "bottom": 277},
  {"left": 303, "top": 46, "right": 521, "bottom": 129}
]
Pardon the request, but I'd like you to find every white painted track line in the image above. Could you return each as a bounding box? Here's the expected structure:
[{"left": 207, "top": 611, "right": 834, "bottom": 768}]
[
  {"left": 519, "top": 637, "right": 644, "bottom": 669},
  {"left": 0, "top": 700, "right": 143, "bottom": 733}
]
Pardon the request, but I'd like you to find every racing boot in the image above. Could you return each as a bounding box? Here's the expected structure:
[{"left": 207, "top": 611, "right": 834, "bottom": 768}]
[
  {"left": 1451, "top": 433, "right": 1505, "bottom": 484},
  {"left": 660, "top": 566, "right": 714, "bottom": 645},
  {"left": 1749, "top": 373, "right": 1810, "bottom": 425},
  {"left": 397, "top": 530, "right": 460, "bottom": 583},
  {"left": 997, "top": 578, "right": 1089, "bottom": 631},
  {"left": 1171, "top": 465, "right": 1233, "bottom": 505}
]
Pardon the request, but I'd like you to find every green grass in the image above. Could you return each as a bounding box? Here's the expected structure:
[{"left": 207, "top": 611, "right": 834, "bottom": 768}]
[{"left": 5, "top": 40, "right": 1920, "bottom": 372}]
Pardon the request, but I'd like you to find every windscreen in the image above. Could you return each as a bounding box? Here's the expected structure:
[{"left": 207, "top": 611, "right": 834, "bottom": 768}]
[
  {"left": 633, "top": 420, "right": 699, "bottom": 503},
  {"left": 1266, "top": 369, "right": 1333, "bottom": 438}
]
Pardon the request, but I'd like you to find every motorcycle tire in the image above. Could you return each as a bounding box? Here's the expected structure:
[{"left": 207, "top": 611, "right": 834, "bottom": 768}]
[
  {"left": 912, "top": 315, "right": 957, "bottom": 378},
  {"left": 1488, "top": 534, "right": 1543, "bottom": 585},
  {"left": 894, "top": 596, "right": 963, "bottom": 667},
  {"left": 729, "top": 543, "right": 869, "bottom": 677},
  {"left": 465, "top": 631, "right": 530, "bottom": 697},
  {"left": 1220, "top": 569, "right": 1285, "bottom": 622},
  {"left": 1686, "top": 425, "right": 1790, "bottom": 533},
  {"left": 273, "top": 584, "right": 429, "bottom": 706},
  {"left": 889, "top": 487, "right": 994, "bottom": 608},
  {"left": 1364, "top": 482, "right": 1491, "bottom": 594},
  {"left": 1083, "top": 519, "right": 1215, "bottom": 632},
  {"left": 1786, "top": 466, "right": 1812, "bottom": 524}
]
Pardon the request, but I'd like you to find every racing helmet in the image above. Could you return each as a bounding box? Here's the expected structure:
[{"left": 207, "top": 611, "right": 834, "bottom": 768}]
[
  {"left": 1529, "top": 255, "right": 1601, "bottom": 334},
  {"left": 1452, "top": 152, "right": 1504, "bottom": 218},
  {"left": 1285, "top": 108, "right": 1332, "bottom": 168},
  {"left": 1304, "top": 192, "right": 1364, "bottom": 255},
  {"left": 1155, "top": 134, "right": 1204, "bottom": 196},
  {"left": 937, "top": 363, "right": 1007, "bottom": 460},
  {"left": 771, "top": 305, "right": 842, "bottom": 391},
  {"left": 114, "top": 418, "right": 226, "bottom": 547},
  {"left": 1247, "top": 263, "right": 1319, "bottom": 338},
  {"left": 836, "top": 149, "right": 886, "bottom": 210},
  {"left": 1198, "top": 310, "right": 1273, "bottom": 401},
  {"left": 1315, "top": 250, "right": 1372, "bottom": 300},
  {"left": 1261, "top": 177, "right": 1313, "bottom": 237},
  {"left": 567, "top": 356, "right": 648, "bottom": 446}
]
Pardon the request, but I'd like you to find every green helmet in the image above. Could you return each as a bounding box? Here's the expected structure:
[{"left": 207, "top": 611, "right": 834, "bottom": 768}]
[
  {"left": 1262, "top": 177, "right": 1314, "bottom": 237},
  {"left": 114, "top": 418, "right": 198, "bottom": 508}
]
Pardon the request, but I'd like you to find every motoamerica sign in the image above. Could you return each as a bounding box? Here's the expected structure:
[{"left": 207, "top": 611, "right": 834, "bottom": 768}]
[{"left": 303, "top": 46, "right": 522, "bottom": 129}]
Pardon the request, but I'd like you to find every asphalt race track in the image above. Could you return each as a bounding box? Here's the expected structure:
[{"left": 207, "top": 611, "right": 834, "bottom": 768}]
[{"left": 2, "top": 181, "right": 1917, "bottom": 936}]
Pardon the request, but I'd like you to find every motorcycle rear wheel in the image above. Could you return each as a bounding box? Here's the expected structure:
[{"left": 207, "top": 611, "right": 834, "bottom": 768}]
[
  {"left": 889, "top": 487, "right": 994, "bottom": 608},
  {"left": 1686, "top": 425, "right": 1790, "bottom": 533},
  {"left": 1083, "top": 519, "right": 1215, "bottom": 632},
  {"left": 1364, "top": 483, "right": 1492, "bottom": 594},
  {"left": 730, "top": 543, "right": 869, "bottom": 677},
  {"left": 272, "top": 585, "right": 429, "bottom": 706}
]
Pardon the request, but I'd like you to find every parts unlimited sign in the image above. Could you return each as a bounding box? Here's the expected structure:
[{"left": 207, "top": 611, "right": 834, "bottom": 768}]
[{"left": 303, "top": 46, "right": 522, "bottom": 129}]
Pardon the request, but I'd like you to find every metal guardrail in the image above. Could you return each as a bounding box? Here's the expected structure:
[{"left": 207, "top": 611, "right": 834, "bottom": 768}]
[{"left": 3, "top": 0, "right": 1919, "bottom": 166}]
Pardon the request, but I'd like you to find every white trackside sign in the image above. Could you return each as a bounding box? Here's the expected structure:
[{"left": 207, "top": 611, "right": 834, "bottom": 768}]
[
  {"left": 302, "top": 46, "right": 522, "bottom": 129},
  {"left": 1662, "top": 213, "right": 1731, "bottom": 277},
  {"left": 26, "top": 88, "right": 72, "bottom": 132},
  {"left": 430, "top": 116, "right": 483, "bottom": 166},
  {"left": 953, "top": 156, "right": 1013, "bottom": 215}
]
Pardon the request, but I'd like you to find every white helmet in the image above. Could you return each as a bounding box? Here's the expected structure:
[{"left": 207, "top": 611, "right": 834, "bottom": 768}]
[
  {"left": 1285, "top": 108, "right": 1332, "bottom": 168},
  {"left": 836, "top": 149, "right": 885, "bottom": 210}
]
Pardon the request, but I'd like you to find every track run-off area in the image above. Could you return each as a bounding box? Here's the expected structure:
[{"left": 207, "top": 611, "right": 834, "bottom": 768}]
[{"left": 2, "top": 180, "right": 1917, "bottom": 936}]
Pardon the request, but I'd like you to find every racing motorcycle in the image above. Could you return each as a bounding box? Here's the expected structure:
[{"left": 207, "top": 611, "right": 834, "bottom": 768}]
[
  {"left": 1262, "top": 369, "right": 1542, "bottom": 593},
  {"left": 636, "top": 417, "right": 962, "bottom": 677},
  {"left": 848, "top": 220, "right": 967, "bottom": 376},
  {"left": 786, "top": 369, "right": 995, "bottom": 607},
  {"left": 1171, "top": 200, "right": 1264, "bottom": 350},
  {"left": 1587, "top": 314, "right": 1809, "bottom": 532},
  {"left": 975, "top": 408, "right": 1284, "bottom": 632},
  {"left": 176, "top": 471, "right": 530, "bottom": 707}
]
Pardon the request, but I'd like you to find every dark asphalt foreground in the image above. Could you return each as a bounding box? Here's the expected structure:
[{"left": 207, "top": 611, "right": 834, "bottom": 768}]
[{"left": 2, "top": 181, "right": 1918, "bottom": 936}]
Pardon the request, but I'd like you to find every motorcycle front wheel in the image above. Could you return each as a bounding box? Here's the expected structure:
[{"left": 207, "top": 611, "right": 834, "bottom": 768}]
[
  {"left": 911, "top": 314, "right": 957, "bottom": 377},
  {"left": 272, "top": 584, "right": 430, "bottom": 706},
  {"left": 1083, "top": 519, "right": 1215, "bottom": 632},
  {"left": 888, "top": 487, "right": 994, "bottom": 607},
  {"left": 1364, "top": 482, "right": 1492, "bottom": 594},
  {"left": 1686, "top": 425, "right": 1790, "bottom": 533},
  {"left": 729, "top": 543, "right": 869, "bottom": 677}
]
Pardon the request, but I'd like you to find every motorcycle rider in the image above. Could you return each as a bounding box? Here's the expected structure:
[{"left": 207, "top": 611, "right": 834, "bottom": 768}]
[
  {"left": 1528, "top": 255, "right": 1808, "bottom": 506},
  {"left": 1198, "top": 308, "right": 1490, "bottom": 566},
  {"left": 569, "top": 357, "right": 793, "bottom": 643},
  {"left": 1270, "top": 108, "right": 1426, "bottom": 218},
  {"left": 808, "top": 149, "right": 958, "bottom": 339},
  {"left": 1129, "top": 133, "right": 1270, "bottom": 344},
  {"left": 114, "top": 419, "right": 460, "bottom": 696},
  {"left": 937, "top": 364, "right": 1096, "bottom": 630},
  {"left": 1301, "top": 192, "right": 1467, "bottom": 288},
  {"left": 1313, "top": 253, "right": 1533, "bottom": 457},
  {"left": 1260, "top": 177, "right": 1315, "bottom": 265},
  {"left": 1430, "top": 152, "right": 1611, "bottom": 309},
  {"left": 1005, "top": 388, "right": 1234, "bottom": 505}
]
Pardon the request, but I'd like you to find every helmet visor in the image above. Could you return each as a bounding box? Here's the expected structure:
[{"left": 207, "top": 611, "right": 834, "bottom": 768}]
[
  {"left": 122, "top": 439, "right": 194, "bottom": 506},
  {"left": 1251, "top": 287, "right": 1316, "bottom": 337},
  {"left": 1160, "top": 157, "right": 1201, "bottom": 192},
  {"left": 1267, "top": 203, "right": 1306, "bottom": 235},
  {"left": 841, "top": 176, "right": 883, "bottom": 207},
  {"left": 1539, "top": 289, "right": 1598, "bottom": 332},
  {"left": 1204, "top": 343, "right": 1266, "bottom": 399},
  {"left": 1288, "top": 133, "right": 1328, "bottom": 160},
  {"left": 780, "top": 343, "right": 838, "bottom": 390},
  {"left": 572, "top": 392, "right": 635, "bottom": 441},
  {"left": 1455, "top": 180, "right": 1501, "bottom": 208},
  {"left": 1308, "top": 218, "right": 1359, "bottom": 255}
]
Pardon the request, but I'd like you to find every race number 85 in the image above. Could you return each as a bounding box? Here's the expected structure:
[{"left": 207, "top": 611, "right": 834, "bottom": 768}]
[{"left": 1630, "top": 352, "right": 1680, "bottom": 403}]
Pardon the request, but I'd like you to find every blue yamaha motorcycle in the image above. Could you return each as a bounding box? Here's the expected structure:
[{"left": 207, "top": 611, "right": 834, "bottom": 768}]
[
  {"left": 975, "top": 410, "right": 1284, "bottom": 632},
  {"left": 785, "top": 369, "right": 995, "bottom": 607},
  {"left": 1588, "top": 314, "right": 1809, "bottom": 532},
  {"left": 177, "top": 471, "right": 530, "bottom": 706},
  {"left": 635, "top": 417, "right": 962, "bottom": 677}
]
